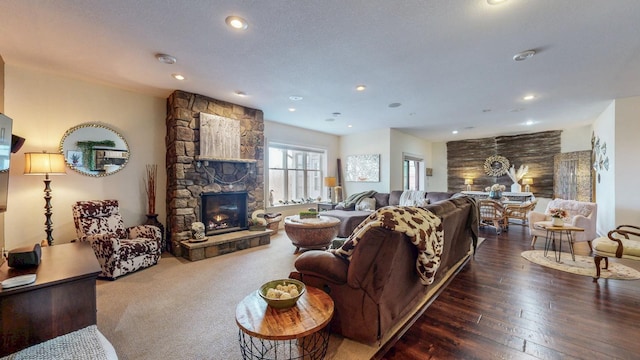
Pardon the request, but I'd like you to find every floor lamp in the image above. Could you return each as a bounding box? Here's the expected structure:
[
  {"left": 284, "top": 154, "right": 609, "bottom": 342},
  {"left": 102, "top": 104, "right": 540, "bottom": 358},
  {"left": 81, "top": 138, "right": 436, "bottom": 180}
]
[{"left": 24, "top": 152, "right": 67, "bottom": 245}]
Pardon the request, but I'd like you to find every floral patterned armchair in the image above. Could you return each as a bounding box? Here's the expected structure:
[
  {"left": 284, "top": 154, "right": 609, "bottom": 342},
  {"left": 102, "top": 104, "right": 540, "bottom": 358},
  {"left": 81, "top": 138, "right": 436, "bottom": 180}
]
[{"left": 72, "top": 199, "right": 162, "bottom": 279}]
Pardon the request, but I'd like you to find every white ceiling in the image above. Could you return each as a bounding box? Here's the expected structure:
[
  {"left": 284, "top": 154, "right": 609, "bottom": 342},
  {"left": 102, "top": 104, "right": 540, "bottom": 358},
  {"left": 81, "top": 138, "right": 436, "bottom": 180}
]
[{"left": 1, "top": 0, "right": 639, "bottom": 141}]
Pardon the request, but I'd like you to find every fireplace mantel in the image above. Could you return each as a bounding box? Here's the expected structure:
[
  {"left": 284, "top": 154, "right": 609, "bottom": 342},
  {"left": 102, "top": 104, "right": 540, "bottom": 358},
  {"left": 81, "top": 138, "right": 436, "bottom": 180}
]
[{"left": 195, "top": 156, "right": 257, "bottom": 163}]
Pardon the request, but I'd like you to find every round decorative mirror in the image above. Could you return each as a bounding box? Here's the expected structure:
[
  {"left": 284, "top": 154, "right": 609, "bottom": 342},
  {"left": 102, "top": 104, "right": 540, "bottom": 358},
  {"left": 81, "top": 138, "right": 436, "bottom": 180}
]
[{"left": 59, "top": 123, "right": 130, "bottom": 177}]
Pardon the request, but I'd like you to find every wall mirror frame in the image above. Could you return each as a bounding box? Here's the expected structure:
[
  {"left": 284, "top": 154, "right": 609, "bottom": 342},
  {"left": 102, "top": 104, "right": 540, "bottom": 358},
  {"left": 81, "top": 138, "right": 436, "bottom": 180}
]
[{"left": 59, "top": 123, "right": 130, "bottom": 177}]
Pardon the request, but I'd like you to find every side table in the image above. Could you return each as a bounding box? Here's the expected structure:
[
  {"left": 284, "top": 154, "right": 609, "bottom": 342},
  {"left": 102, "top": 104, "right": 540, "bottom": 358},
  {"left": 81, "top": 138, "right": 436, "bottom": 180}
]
[
  {"left": 235, "top": 286, "right": 334, "bottom": 360},
  {"left": 317, "top": 202, "right": 338, "bottom": 211},
  {"left": 284, "top": 215, "right": 340, "bottom": 254},
  {"left": 535, "top": 221, "right": 584, "bottom": 262}
]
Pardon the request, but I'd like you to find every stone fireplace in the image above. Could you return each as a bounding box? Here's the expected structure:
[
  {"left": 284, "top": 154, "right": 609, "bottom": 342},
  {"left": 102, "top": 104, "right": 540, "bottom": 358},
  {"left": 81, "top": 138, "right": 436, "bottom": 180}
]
[
  {"left": 165, "top": 90, "right": 265, "bottom": 256},
  {"left": 201, "top": 191, "right": 248, "bottom": 236}
]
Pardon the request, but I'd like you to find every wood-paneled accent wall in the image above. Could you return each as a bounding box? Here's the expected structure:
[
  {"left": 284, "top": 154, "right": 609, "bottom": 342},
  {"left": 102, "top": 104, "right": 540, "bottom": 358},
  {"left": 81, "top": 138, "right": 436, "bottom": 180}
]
[{"left": 447, "top": 131, "right": 561, "bottom": 198}]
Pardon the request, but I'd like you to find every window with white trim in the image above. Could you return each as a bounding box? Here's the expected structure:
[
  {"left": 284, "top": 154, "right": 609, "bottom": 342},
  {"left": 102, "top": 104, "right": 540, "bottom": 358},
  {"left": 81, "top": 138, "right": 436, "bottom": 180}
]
[
  {"left": 403, "top": 154, "right": 423, "bottom": 191},
  {"left": 268, "top": 144, "right": 325, "bottom": 204}
]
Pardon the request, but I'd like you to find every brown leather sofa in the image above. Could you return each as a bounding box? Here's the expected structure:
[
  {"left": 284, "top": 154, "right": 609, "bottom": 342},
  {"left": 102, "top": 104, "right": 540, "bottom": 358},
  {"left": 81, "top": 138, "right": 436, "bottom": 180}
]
[
  {"left": 290, "top": 196, "right": 477, "bottom": 344},
  {"left": 321, "top": 190, "right": 457, "bottom": 237}
]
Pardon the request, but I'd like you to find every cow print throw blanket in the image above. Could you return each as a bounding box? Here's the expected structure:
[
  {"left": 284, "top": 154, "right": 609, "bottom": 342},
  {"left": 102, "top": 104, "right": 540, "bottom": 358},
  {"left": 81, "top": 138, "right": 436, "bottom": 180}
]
[{"left": 331, "top": 206, "right": 444, "bottom": 285}]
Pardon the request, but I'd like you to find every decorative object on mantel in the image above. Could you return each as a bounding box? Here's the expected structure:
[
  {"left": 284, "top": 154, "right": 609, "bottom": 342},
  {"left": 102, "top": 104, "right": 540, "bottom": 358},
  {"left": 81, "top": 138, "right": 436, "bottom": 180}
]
[
  {"left": 200, "top": 112, "right": 240, "bottom": 159},
  {"left": 507, "top": 164, "right": 529, "bottom": 192},
  {"left": 483, "top": 155, "right": 510, "bottom": 177},
  {"left": 143, "top": 164, "right": 165, "bottom": 247},
  {"left": 268, "top": 189, "right": 274, "bottom": 207}
]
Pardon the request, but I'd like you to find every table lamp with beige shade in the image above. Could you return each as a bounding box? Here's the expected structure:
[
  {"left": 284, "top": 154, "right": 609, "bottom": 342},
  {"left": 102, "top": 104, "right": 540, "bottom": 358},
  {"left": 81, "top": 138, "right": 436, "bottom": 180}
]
[
  {"left": 464, "top": 178, "right": 473, "bottom": 191},
  {"left": 522, "top": 177, "right": 533, "bottom": 193},
  {"left": 24, "top": 152, "right": 66, "bottom": 245},
  {"left": 323, "top": 176, "right": 336, "bottom": 202}
]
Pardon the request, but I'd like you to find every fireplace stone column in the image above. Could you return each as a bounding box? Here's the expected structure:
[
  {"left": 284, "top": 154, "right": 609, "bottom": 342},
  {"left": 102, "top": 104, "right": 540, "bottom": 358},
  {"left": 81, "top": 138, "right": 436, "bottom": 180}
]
[{"left": 165, "top": 90, "right": 265, "bottom": 256}]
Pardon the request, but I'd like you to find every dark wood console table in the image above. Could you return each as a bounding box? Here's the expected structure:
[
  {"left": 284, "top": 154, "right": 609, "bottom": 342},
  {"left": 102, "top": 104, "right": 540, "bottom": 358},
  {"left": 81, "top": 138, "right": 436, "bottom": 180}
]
[{"left": 0, "top": 242, "right": 101, "bottom": 356}]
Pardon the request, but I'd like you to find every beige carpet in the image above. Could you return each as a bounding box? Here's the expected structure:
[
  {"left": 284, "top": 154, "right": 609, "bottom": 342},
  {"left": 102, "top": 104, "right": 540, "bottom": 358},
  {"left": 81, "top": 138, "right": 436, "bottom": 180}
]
[
  {"left": 96, "top": 233, "right": 380, "bottom": 360},
  {"left": 521, "top": 250, "right": 640, "bottom": 280}
]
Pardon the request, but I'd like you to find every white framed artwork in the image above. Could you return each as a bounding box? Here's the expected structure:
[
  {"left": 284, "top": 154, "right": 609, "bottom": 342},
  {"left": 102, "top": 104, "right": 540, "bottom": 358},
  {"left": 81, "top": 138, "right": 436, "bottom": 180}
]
[
  {"left": 200, "top": 112, "right": 241, "bottom": 159},
  {"left": 345, "top": 154, "right": 380, "bottom": 182}
]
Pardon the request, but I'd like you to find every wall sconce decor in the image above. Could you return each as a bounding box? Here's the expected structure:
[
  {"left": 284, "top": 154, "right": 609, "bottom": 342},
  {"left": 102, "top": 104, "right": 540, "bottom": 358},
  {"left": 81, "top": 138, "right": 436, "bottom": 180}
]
[
  {"left": 324, "top": 176, "right": 337, "bottom": 202},
  {"left": 464, "top": 178, "right": 473, "bottom": 191},
  {"left": 522, "top": 177, "right": 533, "bottom": 193},
  {"left": 24, "top": 152, "right": 67, "bottom": 245}
]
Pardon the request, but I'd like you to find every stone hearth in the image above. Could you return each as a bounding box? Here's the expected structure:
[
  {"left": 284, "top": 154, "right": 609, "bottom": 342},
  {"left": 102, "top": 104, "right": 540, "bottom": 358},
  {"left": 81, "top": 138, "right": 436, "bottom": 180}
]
[{"left": 165, "top": 90, "right": 265, "bottom": 256}]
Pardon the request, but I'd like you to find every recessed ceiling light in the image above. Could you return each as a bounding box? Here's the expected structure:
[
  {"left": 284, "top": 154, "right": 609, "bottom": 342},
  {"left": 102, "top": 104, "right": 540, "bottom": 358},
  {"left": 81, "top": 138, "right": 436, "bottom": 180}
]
[
  {"left": 325, "top": 118, "right": 335, "bottom": 122},
  {"left": 452, "top": 130, "right": 459, "bottom": 134},
  {"left": 356, "top": 85, "right": 366, "bottom": 91},
  {"left": 487, "top": 0, "right": 508, "bottom": 5},
  {"left": 523, "top": 95, "right": 536, "bottom": 100},
  {"left": 513, "top": 50, "right": 536, "bottom": 61},
  {"left": 388, "top": 102, "right": 402, "bottom": 108},
  {"left": 289, "top": 95, "right": 303, "bottom": 101},
  {"left": 225, "top": 16, "right": 248, "bottom": 30},
  {"left": 234, "top": 91, "right": 247, "bottom": 97},
  {"left": 525, "top": 120, "right": 534, "bottom": 126},
  {"left": 347, "top": 124, "right": 353, "bottom": 128},
  {"left": 332, "top": 112, "right": 342, "bottom": 117},
  {"left": 172, "top": 74, "right": 185, "bottom": 80},
  {"left": 155, "top": 53, "right": 177, "bottom": 64},
  {"left": 482, "top": 109, "right": 492, "bottom": 113},
  {"left": 288, "top": 108, "right": 296, "bottom": 112}
]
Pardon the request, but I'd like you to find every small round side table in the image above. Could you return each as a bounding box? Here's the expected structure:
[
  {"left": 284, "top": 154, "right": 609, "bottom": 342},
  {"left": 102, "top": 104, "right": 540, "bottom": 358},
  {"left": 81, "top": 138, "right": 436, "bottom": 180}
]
[{"left": 235, "top": 286, "right": 334, "bottom": 360}]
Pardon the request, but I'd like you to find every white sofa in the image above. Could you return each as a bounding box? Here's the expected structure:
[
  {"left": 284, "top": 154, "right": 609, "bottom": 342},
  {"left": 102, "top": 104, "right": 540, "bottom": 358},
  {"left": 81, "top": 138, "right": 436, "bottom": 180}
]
[{"left": 527, "top": 198, "right": 597, "bottom": 248}]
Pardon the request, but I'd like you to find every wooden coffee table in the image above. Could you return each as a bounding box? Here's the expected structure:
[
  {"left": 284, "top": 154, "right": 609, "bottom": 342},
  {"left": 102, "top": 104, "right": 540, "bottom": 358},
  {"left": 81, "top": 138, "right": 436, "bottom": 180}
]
[
  {"left": 284, "top": 215, "right": 340, "bottom": 253},
  {"left": 235, "top": 286, "right": 334, "bottom": 360},
  {"left": 534, "top": 221, "right": 584, "bottom": 262}
]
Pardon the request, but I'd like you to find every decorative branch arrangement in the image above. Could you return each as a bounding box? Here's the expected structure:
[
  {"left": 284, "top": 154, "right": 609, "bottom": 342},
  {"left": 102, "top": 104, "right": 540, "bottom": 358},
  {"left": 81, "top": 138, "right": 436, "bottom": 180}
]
[
  {"left": 144, "top": 164, "right": 157, "bottom": 215},
  {"left": 507, "top": 164, "right": 529, "bottom": 184}
]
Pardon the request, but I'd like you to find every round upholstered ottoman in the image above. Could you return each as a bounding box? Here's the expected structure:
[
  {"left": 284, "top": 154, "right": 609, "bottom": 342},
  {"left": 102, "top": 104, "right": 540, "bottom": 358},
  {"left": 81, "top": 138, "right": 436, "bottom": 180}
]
[{"left": 284, "top": 215, "right": 340, "bottom": 253}]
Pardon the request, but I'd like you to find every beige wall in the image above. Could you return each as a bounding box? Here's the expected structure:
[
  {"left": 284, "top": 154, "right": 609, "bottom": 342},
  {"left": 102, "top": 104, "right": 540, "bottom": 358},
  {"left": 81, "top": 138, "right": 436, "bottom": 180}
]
[
  {"left": 4, "top": 65, "right": 166, "bottom": 249},
  {"left": 613, "top": 96, "right": 640, "bottom": 227},
  {"left": 339, "top": 128, "right": 391, "bottom": 197},
  {"left": 389, "top": 129, "right": 433, "bottom": 191}
]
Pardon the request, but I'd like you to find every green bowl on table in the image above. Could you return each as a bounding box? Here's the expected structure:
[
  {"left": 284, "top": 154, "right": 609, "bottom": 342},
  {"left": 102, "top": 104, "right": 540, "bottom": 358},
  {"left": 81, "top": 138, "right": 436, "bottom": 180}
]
[{"left": 258, "top": 279, "right": 306, "bottom": 309}]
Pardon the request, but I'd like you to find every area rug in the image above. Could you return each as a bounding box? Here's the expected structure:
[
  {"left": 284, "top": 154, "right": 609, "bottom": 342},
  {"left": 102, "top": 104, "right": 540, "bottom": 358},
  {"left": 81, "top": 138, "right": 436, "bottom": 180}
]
[{"left": 521, "top": 250, "right": 640, "bottom": 280}]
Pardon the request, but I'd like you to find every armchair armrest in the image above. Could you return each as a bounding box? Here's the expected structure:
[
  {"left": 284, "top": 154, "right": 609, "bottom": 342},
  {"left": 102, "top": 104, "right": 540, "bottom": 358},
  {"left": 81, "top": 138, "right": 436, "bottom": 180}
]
[
  {"left": 128, "top": 225, "right": 161, "bottom": 242},
  {"left": 527, "top": 211, "right": 547, "bottom": 224},
  {"left": 82, "top": 233, "right": 122, "bottom": 254},
  {"left": 294, "top": 251, "right": 348, "bottom": 284}
]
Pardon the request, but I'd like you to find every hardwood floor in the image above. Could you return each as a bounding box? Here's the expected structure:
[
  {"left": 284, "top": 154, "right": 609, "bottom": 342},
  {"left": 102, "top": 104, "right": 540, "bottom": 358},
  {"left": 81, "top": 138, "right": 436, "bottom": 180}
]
[{"left": 382, "top": 224, "right": 640, "bottom": 360}]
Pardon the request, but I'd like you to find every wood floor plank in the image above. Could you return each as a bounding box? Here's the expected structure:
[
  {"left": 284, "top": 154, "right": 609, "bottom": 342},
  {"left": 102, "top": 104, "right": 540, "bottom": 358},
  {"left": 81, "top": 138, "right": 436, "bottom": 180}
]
[{"left": 382, "top": 225, "right": 640, "bottom": 359}]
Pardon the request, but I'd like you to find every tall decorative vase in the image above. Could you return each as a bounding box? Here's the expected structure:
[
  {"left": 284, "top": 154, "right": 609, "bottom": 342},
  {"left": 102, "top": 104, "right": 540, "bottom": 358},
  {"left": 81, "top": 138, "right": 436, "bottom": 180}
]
[
  {"left": 511, "top": 183, "right": 522, "bottom": 193},
  {"left": 551, "top": 217, "right": 564, "bottom": 226},
  {"left": 145, "top": 214, "right": 166, "bottom": 250}
]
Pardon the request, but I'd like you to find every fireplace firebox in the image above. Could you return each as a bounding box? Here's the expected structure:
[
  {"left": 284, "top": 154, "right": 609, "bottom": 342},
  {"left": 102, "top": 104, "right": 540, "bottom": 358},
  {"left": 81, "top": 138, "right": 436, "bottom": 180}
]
[{"left": 201, "top": 191, "right": 248, "bottom": 236}]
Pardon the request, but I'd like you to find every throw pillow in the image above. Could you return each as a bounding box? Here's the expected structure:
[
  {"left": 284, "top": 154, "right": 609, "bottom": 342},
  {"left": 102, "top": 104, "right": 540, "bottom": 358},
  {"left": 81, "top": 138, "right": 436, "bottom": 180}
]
[{"left": 356, "top": 197, "right": 376, "bottom": 211}]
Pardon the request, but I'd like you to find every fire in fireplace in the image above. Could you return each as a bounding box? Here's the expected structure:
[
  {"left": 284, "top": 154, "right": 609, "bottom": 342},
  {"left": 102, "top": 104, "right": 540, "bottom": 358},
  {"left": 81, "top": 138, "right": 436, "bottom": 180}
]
[{"left": 200, "top": 191, "right": 248, "bottom": 235}]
